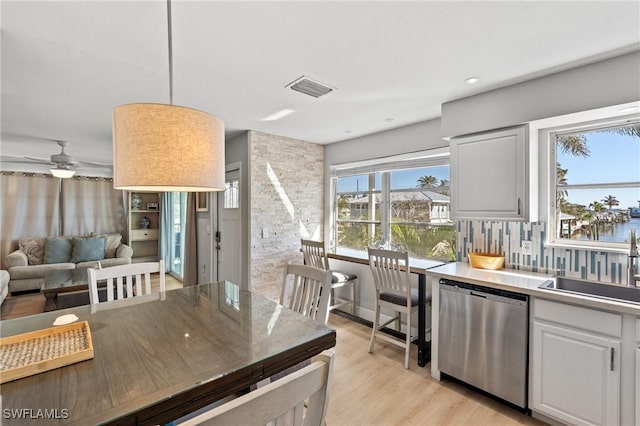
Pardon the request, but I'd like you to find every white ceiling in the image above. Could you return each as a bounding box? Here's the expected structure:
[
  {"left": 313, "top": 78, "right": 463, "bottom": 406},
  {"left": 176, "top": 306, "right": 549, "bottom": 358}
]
[{"left": 1, "top": 1, "right": 639, "bottom": 176}]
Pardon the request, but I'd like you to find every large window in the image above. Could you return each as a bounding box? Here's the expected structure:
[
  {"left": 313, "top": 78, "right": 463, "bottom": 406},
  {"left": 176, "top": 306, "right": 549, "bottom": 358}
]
[
  {"left": 168, "top": 192, "right": 187, "bottom": 278},
  {"left": 332, "top": 152, "right": 455, "bottom": 260},
  {"left": 550, "top": 117, "right": 640, "bottom": 248}
]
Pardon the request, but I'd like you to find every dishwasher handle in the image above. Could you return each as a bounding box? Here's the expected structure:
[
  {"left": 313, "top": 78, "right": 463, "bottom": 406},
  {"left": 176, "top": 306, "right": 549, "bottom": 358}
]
[{"left": 470, "top": 291, "right": 487, "bottom": 298}]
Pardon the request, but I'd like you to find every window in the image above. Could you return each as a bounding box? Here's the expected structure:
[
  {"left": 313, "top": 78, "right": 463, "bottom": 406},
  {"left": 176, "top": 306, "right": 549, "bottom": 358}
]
[
  {"left": 332, "top": 150, "right": 455, "bottom": 260},
  {"left": 549, "top": 117, "right": 640, "bottom": 248},
  {"left": 168, "top": 192, "right": 187, "bottom": 278}
]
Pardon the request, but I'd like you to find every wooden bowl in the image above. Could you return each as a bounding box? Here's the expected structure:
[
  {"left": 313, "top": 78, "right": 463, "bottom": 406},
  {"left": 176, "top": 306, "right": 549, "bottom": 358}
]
[{"left": 468, "top": 253, "right": 505, "bottom": 270}]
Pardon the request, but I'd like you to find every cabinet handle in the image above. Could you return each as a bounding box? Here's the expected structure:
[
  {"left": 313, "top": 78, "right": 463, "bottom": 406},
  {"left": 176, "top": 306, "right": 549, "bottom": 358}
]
[
  {"left": 610, "top": 347, "right": 614, "bottom": 371},
  {"left": 517, "top": 197, "right": 521, "bottom": 215}
]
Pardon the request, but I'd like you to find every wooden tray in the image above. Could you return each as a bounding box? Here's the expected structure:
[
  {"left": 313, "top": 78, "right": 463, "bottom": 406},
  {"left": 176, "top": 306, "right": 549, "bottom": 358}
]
[{"left": 0, "top": 321, "right": 94, "bottom": 384}]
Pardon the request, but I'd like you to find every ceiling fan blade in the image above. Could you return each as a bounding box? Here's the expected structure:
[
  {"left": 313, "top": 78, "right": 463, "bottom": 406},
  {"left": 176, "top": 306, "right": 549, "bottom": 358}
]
[
  {"left": 23, "top": 156, "right": 55, "bottom": 165},
  {"left": 78, "top": 160, "right": 113, "bottom": 170},
  {"left": 1, "top": 156, "right": 49, "bottom": 165}
]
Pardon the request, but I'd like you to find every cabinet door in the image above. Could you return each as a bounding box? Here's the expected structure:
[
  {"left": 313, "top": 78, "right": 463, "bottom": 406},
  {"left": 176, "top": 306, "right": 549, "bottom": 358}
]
[
  {"left": 450, "top": 126, "right": 529, "bottom": 220},
  {"left": 532, "top": 321, "right": 620, "bottom": 426}
]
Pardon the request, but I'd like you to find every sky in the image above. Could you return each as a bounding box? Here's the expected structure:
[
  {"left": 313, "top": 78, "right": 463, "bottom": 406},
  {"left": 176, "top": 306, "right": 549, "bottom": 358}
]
[
  {"left": 557, "top": 130, "right": 640, "bottom": 209},
  {"left": 337, "top": 166, "right": 450, "bottom": 192}
]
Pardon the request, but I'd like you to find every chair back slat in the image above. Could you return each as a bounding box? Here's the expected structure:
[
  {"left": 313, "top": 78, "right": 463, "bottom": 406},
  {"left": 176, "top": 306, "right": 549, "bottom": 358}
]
[
  {"left": 368, "top": 247, "right": 411, "bottom": 298},
  {"left": 87, "top": 260, "right": 165, "bottom": 305},
  {"left": 280, "top": 263, "right": 332, "bottom": 325},
  {"left": 179, "top": 350, "right": 335, "bottom": 426},
  {"left": 301, "top": 239, "right": 330, "bottom": 270}
]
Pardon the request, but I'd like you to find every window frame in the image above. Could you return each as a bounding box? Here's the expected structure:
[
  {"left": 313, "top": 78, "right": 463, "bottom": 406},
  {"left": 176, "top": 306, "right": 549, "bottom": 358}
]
[
  {"left": 545, "top": 114, "right": 640, "bottom": 251},
  {"left": 330, "top": 148, "right": 453, "bottom": 258}
]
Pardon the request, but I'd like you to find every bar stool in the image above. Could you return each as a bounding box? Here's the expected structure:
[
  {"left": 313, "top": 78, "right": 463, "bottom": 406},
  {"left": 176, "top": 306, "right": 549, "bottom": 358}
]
[{"left": 300, "top": 239, "right": 358, "bottom": 315}]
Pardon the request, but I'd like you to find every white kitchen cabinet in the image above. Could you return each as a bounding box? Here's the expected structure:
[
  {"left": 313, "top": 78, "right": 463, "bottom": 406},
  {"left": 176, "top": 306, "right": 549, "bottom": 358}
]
[
  {"left": 450, "top": 125, "right": 536, "bottom": 221},
  {"left": 532, "top": 299, "right": 621, "bottom": 426}
]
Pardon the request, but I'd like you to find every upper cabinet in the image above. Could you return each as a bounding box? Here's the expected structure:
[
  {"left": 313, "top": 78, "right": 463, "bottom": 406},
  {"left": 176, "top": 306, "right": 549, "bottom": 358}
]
[{"left": 450, "top": 125, "right": 537, "bottom": 221}]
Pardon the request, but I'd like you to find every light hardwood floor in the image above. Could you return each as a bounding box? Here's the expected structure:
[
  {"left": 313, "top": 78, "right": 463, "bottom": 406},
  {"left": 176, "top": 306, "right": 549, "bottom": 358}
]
[{"left": 1, "top": 280, "right": 543, "bottom": 425}]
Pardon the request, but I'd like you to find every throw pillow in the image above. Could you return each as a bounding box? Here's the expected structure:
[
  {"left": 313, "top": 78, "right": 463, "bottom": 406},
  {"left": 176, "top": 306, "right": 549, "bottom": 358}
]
[
  {"left": 70, "top": 237, "right": 105, "bottom": 263},
  {"left": 44, "top": 237, "right": 73, "bottom": 264},
  {"left": 90, "top": 232, "right": 122, "bottom": 258},
  {"left": 19, "top": 237, "right": 45, "bottom": 265}
]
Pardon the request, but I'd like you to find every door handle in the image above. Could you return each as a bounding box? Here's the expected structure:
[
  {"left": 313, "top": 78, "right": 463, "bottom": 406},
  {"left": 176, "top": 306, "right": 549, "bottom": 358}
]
[
  {"left": 517, "top": 197, "right": 521, "bottom": 216},
  {"left": 610, "top": 347, "right": 614, "bottom": 371}
]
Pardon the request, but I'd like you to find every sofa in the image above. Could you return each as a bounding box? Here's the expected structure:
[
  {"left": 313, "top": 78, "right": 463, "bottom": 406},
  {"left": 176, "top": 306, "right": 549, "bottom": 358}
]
[
  {"left": 4, "top": 232, "right": 133, "bottom": 294},
  {"left": 0, "top": 270, "right": 8, "bottom": 305}
]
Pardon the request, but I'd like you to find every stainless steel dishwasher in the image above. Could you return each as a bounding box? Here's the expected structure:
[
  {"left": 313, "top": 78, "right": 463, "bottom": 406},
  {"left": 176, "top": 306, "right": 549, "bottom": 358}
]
[{"left": 438, "top": 278, "right": 529, "bottom": 409}]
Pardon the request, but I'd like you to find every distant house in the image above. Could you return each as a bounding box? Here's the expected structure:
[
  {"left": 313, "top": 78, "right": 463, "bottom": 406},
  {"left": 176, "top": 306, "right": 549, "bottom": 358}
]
[{"left": 345, "top": 190, "right": 451, "bottom": 224}]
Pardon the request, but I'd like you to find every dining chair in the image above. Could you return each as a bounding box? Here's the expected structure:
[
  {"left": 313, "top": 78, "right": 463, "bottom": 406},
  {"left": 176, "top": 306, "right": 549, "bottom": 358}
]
[
  {"left": 367, "top": 247, "right": 431, "bottom": 369},
  {"left": 301, "top": 238, "right": 358, "bottom": 315},
  {"left": 179, "top": 349, "right": 335, "bottom": 426},
  {"left": 280, "top": 263, "right": 333, "bottom": 325},
  {"left": 87, "top": 259, "right": 165, "bottom": 305}
]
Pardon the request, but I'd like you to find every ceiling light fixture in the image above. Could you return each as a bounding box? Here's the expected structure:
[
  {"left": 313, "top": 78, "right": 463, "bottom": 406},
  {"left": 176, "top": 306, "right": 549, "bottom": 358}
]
[
  {"left": 112, "top": 0, "right": 225, "bottom": 192},
  {"left": 50, "top": 166, "right": 75, "bottom": 179},
  {"left": 465, "top": 77, "right": 479, "bottom": 84},
  {"left": 261, "top": 109, "right": 295, "bottom": 121}
]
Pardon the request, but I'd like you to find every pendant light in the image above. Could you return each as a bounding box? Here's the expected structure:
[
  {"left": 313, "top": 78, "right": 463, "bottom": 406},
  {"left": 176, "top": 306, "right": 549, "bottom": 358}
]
[{"left": 112, "top": 0, "right": 225, "bottom": 192}]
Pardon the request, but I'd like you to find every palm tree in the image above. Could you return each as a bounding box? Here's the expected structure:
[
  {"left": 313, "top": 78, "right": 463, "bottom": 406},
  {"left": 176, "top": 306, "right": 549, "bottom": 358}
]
[
  {"left": 556, "top": 163, "right": 569, "bottom": 209},
  {"left": 589, "top": 201, "right": 606, "bottom": 215},
  {"left": 416, "top": 175, "right": 437, "bottom": 188},
  {"left": 557, "top": 134, "right": 590, "bottom": 157},
  {"left": 601, "top": 195, "right": 619, "bottom": 212}
]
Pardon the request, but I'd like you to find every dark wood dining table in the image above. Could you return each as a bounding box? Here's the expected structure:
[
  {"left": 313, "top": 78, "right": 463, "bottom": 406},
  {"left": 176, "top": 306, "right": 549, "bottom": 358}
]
[{"left": 0, "top": 282, "right": 336, "bottom": 425}]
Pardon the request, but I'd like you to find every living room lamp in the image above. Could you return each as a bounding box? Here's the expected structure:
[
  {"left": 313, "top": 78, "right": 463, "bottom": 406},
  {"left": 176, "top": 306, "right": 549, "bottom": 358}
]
[
  {"left": 112, "top": 0, "right": 225, "bottom": 192},
  {"left": 50, "top": 166, "right": 75, "bottom": 179}
]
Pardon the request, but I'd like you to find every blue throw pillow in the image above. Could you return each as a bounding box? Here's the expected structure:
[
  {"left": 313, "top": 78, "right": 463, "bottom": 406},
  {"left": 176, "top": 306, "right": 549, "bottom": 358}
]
[
  {"left": 44, "top": 237, "right": 73, "bottom": 264},
  {"left": 70, "top": 237, "right": 105, "bottom": 263}
]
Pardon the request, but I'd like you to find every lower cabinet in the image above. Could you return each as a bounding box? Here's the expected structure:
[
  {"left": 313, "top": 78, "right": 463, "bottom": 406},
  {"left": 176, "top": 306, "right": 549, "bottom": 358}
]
[{"left": 531, "top": 299, "right": 621, "bottom": 426}]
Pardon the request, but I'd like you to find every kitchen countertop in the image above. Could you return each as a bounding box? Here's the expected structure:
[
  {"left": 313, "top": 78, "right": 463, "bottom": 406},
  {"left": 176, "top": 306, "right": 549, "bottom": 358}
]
[{"left": 426, "top": 262, "right": 640, "bottom": 315}]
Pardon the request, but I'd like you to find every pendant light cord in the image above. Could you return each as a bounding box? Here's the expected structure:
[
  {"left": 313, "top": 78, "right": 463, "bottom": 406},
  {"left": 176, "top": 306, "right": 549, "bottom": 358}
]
[{"left": 167, "top": 0, "right": 174, "bottom": 105}]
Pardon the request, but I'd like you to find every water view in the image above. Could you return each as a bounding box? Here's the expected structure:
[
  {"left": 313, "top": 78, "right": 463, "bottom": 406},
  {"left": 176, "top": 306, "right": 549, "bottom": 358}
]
[{"left": 571, "top": 217, "right": 640, "bottom": 242}]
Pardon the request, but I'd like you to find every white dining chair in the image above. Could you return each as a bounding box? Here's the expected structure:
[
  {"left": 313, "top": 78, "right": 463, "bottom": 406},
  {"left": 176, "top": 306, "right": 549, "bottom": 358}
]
[
  {"left": 87, "top": 259, "right": 165, "bottom": 305},
  {"left": 367, "top": 247, "right": 431, "bottom": 369},
  {"left": 179, "top": 350, "right": 335, "bottom": 426},
  {"left": 301, "top": 239, "right": 358, "bottom": 315},
  {"left": 280, "top": 263, "right": 333, "bottom": 325}
]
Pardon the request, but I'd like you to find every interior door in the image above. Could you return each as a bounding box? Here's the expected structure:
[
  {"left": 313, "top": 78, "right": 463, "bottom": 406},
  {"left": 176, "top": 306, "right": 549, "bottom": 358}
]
[{"left": 217, "top": 168, "right": 241, "bottom": 286}]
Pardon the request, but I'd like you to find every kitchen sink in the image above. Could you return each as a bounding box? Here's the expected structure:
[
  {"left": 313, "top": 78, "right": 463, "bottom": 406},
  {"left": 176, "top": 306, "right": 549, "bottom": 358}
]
[{"left": 539, "top": 277, "right": 640, "bottom": 304}]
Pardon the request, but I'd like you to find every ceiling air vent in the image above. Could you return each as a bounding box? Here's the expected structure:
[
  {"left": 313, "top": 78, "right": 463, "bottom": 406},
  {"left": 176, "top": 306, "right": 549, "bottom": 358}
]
[{"left": 286, "top": 76, "right": 335, "bottom": 98}]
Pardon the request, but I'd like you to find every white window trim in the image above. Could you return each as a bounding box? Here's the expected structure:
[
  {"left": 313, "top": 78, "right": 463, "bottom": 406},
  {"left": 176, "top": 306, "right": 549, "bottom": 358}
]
[
  {"left": 540, "top": 110, "right": 640, "bottom": 253},
  {"left": 330, "top": 147, "right": 451, "bottom": 251}
]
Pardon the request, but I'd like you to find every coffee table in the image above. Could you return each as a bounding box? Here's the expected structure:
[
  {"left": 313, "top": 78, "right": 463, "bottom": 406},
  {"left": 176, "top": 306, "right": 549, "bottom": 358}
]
[{"left": 41, "top": 268, "right": 106, "bottom": 312}]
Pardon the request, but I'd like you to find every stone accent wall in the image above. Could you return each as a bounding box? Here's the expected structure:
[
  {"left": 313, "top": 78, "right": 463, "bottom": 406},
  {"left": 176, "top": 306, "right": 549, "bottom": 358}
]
[
  {"left": 457, "top": 220, "right": 629, "bottom": 284},
  {"left": 249, "top": 131, "right": 324, "bottom": 300}
]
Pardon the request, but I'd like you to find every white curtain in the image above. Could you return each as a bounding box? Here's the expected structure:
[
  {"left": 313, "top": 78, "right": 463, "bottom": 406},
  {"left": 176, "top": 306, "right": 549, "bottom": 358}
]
[
  {"left": 61, "top": 177, "right": 126, "bottom": 236},
  {"left": 1, "top": 173, "right": 127, "bottom": 269},
  {"left": 1, "top": 173, "right": 60, "bottom": 267}
]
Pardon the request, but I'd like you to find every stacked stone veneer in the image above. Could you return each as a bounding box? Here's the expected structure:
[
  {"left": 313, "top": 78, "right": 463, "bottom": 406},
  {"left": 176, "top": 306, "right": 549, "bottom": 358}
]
[
  {"left": 457, "top": 220, "right": 630, "bottom": 284},
  {"left": 249, "top": 131, "right": 324, "bottom": 301}
]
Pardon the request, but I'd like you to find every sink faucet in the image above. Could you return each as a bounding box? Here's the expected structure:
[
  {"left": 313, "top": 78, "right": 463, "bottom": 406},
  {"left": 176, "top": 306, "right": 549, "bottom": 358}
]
[{"left": 629, "top": 229, "right": 639, "bottom": 287}]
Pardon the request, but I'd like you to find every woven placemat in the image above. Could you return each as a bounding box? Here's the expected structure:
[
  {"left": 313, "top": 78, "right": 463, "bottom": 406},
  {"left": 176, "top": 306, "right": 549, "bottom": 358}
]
[{"left": 1, "top": 327, "right": 90, "bottom": 370}]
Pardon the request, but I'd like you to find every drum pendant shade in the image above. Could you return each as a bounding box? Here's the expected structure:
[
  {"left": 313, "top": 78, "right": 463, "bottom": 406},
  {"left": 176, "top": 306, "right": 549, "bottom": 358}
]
[{"left": 112, "top": 103, "right": 225, "bottom": 192}]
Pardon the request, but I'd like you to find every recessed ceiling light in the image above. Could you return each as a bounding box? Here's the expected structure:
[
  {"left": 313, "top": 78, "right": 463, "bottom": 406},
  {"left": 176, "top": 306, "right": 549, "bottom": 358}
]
[
  {"left": 261, "top": 109, "right": 295, "bottom": 121},
  {"left": 465, "top": 77, "right": 479, "bottom": 84},
  {"left": 619, "top": 105, "right": 639, "bottom": 113},
  {"left": 385, "top": 118, "right": 394, "bottom": 123},
  {"left": 344, "top": 130, "right": 352, "bottom": 134}
]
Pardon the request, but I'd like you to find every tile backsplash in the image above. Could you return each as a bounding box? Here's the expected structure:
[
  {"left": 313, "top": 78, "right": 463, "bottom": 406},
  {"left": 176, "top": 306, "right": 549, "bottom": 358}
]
[{"left": 457, "top": 220, "right": 629, "bottom": 284}]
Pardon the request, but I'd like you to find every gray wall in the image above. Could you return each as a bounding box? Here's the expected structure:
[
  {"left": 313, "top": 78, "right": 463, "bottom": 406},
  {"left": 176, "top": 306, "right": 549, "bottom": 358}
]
[
  {"left": 224, "top": 132, "right": 250, "bottom": 288},
  {"left": 441, "top": 51, "right": 640, "bottom": 138}
]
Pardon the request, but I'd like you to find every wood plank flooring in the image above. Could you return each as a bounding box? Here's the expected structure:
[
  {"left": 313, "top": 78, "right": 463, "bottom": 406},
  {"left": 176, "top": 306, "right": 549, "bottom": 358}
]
[
  {"left": 1, "top": 279, "right": 544, "bottom": 425},
  {"left": 325, "top": 314, "right": 544, "bottom": 426}
]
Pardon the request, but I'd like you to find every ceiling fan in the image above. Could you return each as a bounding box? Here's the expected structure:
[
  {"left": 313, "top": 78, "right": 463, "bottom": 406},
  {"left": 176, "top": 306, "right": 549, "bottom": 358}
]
[{"left": 1, "top": 140, "right": 112, "bottom": 177}]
